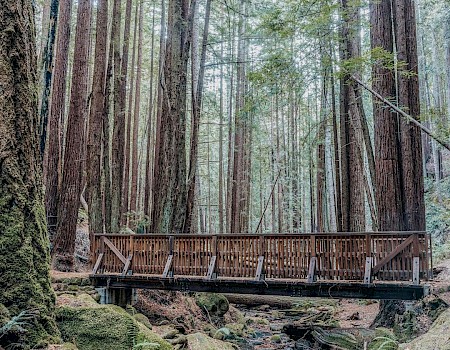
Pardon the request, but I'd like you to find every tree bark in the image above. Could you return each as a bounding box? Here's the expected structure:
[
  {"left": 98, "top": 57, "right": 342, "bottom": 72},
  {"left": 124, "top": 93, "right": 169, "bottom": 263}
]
[
  {"left": 130, "top": 0, "right": 145, "bottom": 216},
  {"left": 39, "top": 0, "right": 59, "bottom": 158},
  {"left": 87, "top": 0, "right": 108, "bottom": 236},
  {"left": 0, "top": 1, "right": 58, "bottom": 345},
  {"left": 45, "top": 0, "right": 73, "bottom": 236},
  {"left": 151, "top": 0, "right": 196, "bottom": 233},
  {"left": 53, "top": 0, "right": 92, "bottom": 270},
  {"left": 185, "top": 0, "right": 213, "bottom": 233}
]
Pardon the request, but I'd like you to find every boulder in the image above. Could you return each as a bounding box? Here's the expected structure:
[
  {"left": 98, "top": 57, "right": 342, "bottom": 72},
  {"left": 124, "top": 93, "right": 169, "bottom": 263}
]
[{"left": 56, "top": 294, "right": 171, "bottom": 350}]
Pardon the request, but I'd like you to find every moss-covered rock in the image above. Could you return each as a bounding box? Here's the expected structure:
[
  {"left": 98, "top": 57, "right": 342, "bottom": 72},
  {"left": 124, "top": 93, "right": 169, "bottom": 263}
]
[
  {"left": 186, "top": 332, "right": 235, "bottom": 350},
  {"left": 134, "top": 313, "right": 153, "bottom": 330},
  {"left": 56, "top": 294, "right": 171, "bottom": 350},
  {"left": 399, "top": 308, "right": 450, "bottom": 350},
  {"left": 195, "top": 293, "right": 229, "bottom": 317}
]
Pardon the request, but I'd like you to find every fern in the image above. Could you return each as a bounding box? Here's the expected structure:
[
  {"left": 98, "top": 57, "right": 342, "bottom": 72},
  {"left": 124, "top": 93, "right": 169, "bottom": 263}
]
[
  {"left": 312, "top": 328, "right": 361, "bottom": 350},
  {"left": 0, "top": 310, "right": 37, "bottom": 340}
]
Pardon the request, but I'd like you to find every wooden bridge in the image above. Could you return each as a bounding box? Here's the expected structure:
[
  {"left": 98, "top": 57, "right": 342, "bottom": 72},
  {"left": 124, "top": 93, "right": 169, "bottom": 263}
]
[{"left": 90, "top": 231, "right": 432, "bottom": 300}]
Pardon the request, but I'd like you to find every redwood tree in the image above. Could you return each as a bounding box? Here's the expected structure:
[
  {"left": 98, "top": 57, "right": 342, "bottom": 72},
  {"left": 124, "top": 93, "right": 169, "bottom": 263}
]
[
  {"left": 53, "top": 0, "right": 92, "bottom": 269},
  {"left": 0, "top": 0, "right": 58, "bottom": 345},
  {"left": 87, "top": 0, "right": 109, "bottom": 235},
  {"left": 151, "top": 0, "right": 196, "bottom": 233}
]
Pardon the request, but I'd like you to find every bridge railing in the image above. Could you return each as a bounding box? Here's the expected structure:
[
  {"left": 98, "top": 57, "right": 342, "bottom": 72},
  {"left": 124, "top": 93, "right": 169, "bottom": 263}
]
[{"left": 91, "top": 231, "right": 431, "bottom": 283}]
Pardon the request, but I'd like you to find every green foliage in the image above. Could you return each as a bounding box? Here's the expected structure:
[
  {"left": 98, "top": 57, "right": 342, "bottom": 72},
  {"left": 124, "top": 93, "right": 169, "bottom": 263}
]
[
  {"left": 312, "top": 328, "right": 361, "bottom": 350},
  {"left": 56, "top": 295, "right": 171, "bottom": 350},
  {"left": 425, "top": 177, "right": 450, "bottom": 261},
  {"left": 368, "top": 328, "right": 398, "bottom": 350}
]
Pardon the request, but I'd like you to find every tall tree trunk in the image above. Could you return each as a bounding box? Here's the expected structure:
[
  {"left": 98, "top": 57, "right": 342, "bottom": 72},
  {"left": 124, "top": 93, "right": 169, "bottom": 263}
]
[
  {"left": 39, "top": 0, "right": 59, "bottom": 157},
  {"left": 130, "top": 0, "right": 144, "bottom": 216},
  {"left": 45, "top": 0, "right": 73, "bottom": 235},
  {"left": 53, "top": 0, "right": 92, "bottom": 270},
  {"left": 123, "top": 0, "right": 139, "bottom": 223},
  {"left": 103, "top": 38, "right": 114, "bottom": 233},
  {"left": 87, "top": 0, "right": 109, "bottom": 236},
  {"left": 151, "top": 0, "right": 195, "bottom": 233},
  {"left": 339, "top": 0, "right": 366, "bottom": 232},
  {"left": 144, "top": 2, "right": 157, "bottom": 219},
  {"left": 393, "top": 0, "right": 426, "bottom": 231},
  {"left": 185, "top": 0, "right": 213, "bottom": 233},
  {"left": 151, "top": 0, "right": 167, "bottom": 228},
  {"left": 0, "top": 1, "right": 58, "bottom": 345}
]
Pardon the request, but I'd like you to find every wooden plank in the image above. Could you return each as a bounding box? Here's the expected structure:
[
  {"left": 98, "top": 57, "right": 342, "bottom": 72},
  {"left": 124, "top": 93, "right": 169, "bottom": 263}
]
[
  {"left": 92, "top": 253, "right": 104, "bottom": 274},
  {"left": 104, "top": 237, "right": 127, "bottom": 264},
  {"left": 364, "top": 257, "right": 373, "bottom": 284},
  {"left": 255, "top": 256, "right": 265, "bottom": 281},
  {"left": 162, "top": 255, "right": 174, "bottom": 278},
  {"left": 372, "top": 235, "right": 414, "bottom": 275},
  {"left": 206, "top": 255, "right": 217, "bottom": 280},
  {"left": 413, "top": 257, "right": 420, "bottom": 285},
  {"left": 122, "top": 254, "right": 133, "bottom": 276},
  {"left": 307, "top": 257, "right": 317, "bottom": 283}
]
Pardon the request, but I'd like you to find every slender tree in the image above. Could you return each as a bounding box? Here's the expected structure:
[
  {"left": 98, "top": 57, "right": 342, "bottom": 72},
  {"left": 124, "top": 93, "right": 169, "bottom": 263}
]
[{"left": 87, "top": 0, "right": 109, "bottom": 236}]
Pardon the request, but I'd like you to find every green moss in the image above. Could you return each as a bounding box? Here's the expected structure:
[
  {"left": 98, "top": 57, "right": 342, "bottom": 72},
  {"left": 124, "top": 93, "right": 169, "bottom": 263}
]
[
  {"left": 134, "top": 313, "right": 152, "bottom": 329},
  {"left": 195, "top": 293, "right": 229, "bottom": 317},
  {"left": 399, "top": 308, "right": 450, "bottom": 350},
  {"left": 56, "top": 295, "right": 171, "bottom": 350},
  {"left": 0, "top": 191, "right": 60, "bottom": 348},
  {"left": 186, "top": 333, "right": 235, "bottom": 350}
]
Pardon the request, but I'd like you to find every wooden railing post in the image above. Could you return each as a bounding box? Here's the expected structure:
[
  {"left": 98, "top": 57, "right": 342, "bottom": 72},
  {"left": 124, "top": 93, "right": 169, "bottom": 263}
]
[
  {"left": 364, "top": 233, "right": 372, "bottom": 284},
  {"left": 163, "top": 235, "right": 174, "bottom": 278},
  {"left": 207, "top": 235, "right": 218, "bottom": 280},
  {"left": 255, "top": 235, "right": 265, "bottom": 281},
  {"left": 412, "top": 232, "right": 420, "bottom": 285},
  {"left": 307, "top": 234, "right": 317, "bottom": 283}
]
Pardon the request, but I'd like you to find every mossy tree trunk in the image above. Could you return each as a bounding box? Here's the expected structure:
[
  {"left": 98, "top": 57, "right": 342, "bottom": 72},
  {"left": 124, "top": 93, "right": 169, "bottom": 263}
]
[{"left": 0, "top": 1, "right": 58, "bottom": 347}]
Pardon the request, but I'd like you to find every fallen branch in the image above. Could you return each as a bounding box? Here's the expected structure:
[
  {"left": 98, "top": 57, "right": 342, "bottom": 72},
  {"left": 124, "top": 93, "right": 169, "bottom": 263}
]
[{"left": 351, "top": 75, "right": 450, "bottom": 152}]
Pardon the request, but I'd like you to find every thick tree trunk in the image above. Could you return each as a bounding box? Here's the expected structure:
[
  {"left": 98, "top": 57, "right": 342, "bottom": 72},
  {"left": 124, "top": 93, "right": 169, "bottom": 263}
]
[
  {"left": 45, "top": 0, "right": 73, "bottom": 236},
  {"left": 370, "top": 0, "right": 404, "bottom": 233},
  {"left": 394, "top": 0, "right": 426, "bottom": 231},
  {"left": 87, "top": 0, "right": 108, "bottom": 237},
  {"left": 0, "top": 1, "right": 58, "bottom": 345},
  {"left": 53, "top": 0, "right": 92, "bottom": 270},
  {"left": 151, "top": 0, "right": 195, "bottom": 233}
]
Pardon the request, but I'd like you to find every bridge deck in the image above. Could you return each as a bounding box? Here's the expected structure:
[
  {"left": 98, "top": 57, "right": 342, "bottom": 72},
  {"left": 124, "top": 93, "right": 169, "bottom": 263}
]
[{"left": 90, "top": 231, "right": 432, "bottom": 300}]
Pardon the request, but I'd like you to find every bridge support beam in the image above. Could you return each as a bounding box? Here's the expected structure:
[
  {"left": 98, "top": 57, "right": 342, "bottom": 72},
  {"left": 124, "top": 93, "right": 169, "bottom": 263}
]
[{"left": 96, "top": 287, "right": 138, "bottom": 307}]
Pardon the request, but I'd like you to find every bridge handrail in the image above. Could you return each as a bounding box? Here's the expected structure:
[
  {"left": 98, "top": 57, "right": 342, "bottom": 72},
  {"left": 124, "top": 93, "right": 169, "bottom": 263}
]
[
  {"left": 90, "top": 231, "right": 432, "bottom": 283},
  {"left": 92, "top": 231, "right": 428, "bottom": 238}
]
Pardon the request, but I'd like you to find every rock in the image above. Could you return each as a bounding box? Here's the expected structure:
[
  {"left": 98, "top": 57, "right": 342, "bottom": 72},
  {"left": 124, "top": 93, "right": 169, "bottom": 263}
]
[
  {"left": 195, "top": 293, "right": 229, "bottom": 317},
  {"left": 255, "top": 304, "right": 270, "bottom": 312},
  {"left": 167, "top": 335, "right": 187, "bottom": 345},
  {"left": 134, "top": 313, "right": 152, "bottom": 330},
  {"left": 214, "top": 327, "right": 231, "bottom": 340},
  {"left": 187, "top": 332, "right": 236, "bottom": 350},
  {"left": 56, "top": 294, "right": 171, "bottom": 350},
  {"left": 270, "top": 334, "right": 282, "bottom": 343},
  {"left": 399, "top": 308, "right": 450, "bottom": 350},
  {"left": 162, "top": 328, "right": 179, "bottom": 339},
  {"left": 270, "top": 323, "right": 283, "bottom": 332}
]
